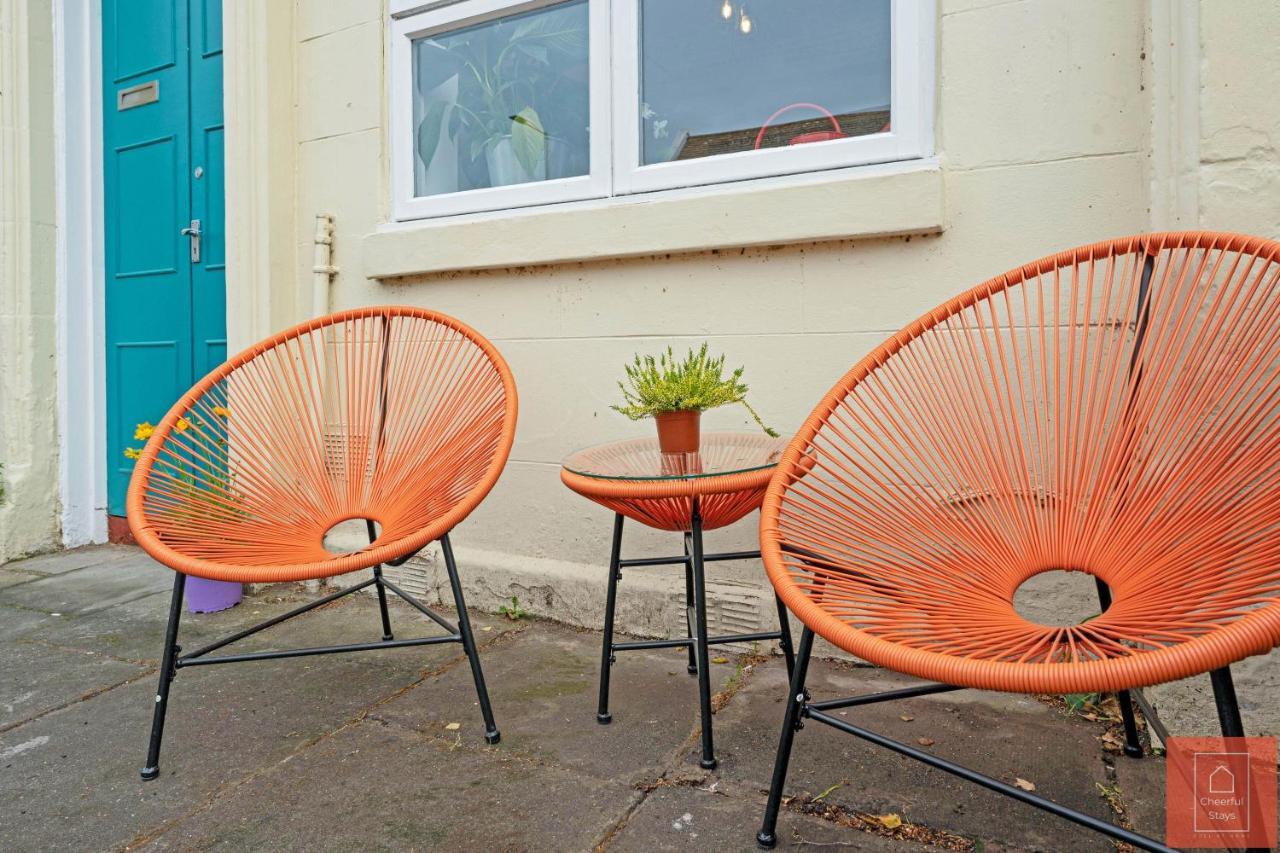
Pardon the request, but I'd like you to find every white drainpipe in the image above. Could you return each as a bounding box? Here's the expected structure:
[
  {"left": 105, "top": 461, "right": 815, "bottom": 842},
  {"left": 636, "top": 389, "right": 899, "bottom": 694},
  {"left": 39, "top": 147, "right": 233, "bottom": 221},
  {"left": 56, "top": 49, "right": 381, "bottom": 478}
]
[{"left": 311, "top": 214, "right": 336, "bottom": 317}]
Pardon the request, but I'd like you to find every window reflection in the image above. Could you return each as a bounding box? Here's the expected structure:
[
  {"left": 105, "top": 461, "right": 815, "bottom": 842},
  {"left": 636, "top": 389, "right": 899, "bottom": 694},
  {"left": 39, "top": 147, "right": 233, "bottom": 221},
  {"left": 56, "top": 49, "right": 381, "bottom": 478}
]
[
  {"left": 639, "top": 0, "right": 891, "bottom": 165},
  {"left": 413, "top": 0, "right": 590, "bottom": 196}
]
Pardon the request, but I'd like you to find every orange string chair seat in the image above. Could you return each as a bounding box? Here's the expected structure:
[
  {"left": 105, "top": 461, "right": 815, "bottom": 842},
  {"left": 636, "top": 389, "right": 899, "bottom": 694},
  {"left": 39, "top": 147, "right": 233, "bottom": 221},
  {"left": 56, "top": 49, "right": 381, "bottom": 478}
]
[
  {"left": 130, "top": 306, "right": 516, "bottom": 780},
  {"left": 756, "top": 233, "right": 1280, "bottom": 852}
]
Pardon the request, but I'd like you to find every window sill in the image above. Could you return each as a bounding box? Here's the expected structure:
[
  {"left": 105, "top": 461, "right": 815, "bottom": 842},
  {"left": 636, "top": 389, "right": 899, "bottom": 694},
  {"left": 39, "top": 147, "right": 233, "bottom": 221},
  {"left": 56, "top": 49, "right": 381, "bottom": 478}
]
[{"left": 361, "top": 158, "right": 944, "bottom": 279}]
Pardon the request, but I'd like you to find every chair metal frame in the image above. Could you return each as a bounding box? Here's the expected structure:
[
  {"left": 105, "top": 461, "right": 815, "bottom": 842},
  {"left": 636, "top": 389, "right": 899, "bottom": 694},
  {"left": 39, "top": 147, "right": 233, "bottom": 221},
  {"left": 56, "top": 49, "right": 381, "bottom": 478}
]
[
  {"left": 756, "top": 624, "right": 1256, "bottom": 853},
  {"left": 142, "top": 531, "right": 499, "bottom": 780}
]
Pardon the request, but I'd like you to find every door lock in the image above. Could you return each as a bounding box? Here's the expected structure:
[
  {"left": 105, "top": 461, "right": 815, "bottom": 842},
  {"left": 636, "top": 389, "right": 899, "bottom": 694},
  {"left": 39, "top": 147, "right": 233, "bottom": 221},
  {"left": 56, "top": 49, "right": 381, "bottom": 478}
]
[{"left": 180, "top": 219, "right": 202, "bottom": 263}]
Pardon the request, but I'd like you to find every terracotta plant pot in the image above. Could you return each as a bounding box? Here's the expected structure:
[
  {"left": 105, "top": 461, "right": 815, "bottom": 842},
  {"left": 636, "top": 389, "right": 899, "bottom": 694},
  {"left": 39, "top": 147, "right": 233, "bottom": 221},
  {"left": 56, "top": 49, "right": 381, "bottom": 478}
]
[{"left": 655, "top": 410, "right": 701, "bottom": 454}]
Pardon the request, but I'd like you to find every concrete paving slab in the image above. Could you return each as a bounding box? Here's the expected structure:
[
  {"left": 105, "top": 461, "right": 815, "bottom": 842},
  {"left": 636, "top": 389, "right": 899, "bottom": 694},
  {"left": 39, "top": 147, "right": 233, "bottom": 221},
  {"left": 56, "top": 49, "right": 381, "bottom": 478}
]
[
  {"left": 141, "top": 722, "right": 635, "bottom": 852},
  {"left": 0, "top": 550, "right": 1175, "bottom": 851},
  {"left": 0, "top": 555, "right": 172, "bottom": 615},
  {"left": 1112, "top": 753, "right": 1168, "bottom": 846},
  {"left": 0, "top": 603, "right": 52, "bottom": 641},
  {"left": 0, "top": 639, "right": 147, "bottom": 729},
  {"left": 0, "top": 569, "right": 40, "bottom": 590},
  {"left": 3, "top": 544, "right": 137, "bottom": 575},
  {"left": 608, "top": 782, "right": 909, "bottom": 852},
  {"left": 697, "top": 658, "right": 1134, "bottom": 852},
  {"left": 0, "top": 641, "right": 473, "bottom": 852},
  {"left": 375, "top": 620, "right": 735, "bottom": 784}
]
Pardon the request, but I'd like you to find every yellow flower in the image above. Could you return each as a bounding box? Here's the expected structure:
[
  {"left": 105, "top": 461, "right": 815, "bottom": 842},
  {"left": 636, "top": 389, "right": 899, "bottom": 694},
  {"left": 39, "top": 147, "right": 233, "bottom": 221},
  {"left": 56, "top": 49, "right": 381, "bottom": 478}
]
[
  {"left": 212, "top": 406, "right": 230, "bottom": 419},
  {"left": 175, "top": 417, "right": 192, "bottom": 432},
  {"left": 134, "top": 422, "right": 154, "bottom": 441},
  {"left": 123, "top": 447, "right": 142, "bottom": 460}
]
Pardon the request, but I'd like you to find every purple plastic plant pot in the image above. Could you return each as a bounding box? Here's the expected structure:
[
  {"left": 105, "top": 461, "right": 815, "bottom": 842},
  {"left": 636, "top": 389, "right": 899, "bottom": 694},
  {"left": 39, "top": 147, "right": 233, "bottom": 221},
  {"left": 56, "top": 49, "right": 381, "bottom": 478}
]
[{"left": 185, "top": 576, "right": 242, "bottom": 613}]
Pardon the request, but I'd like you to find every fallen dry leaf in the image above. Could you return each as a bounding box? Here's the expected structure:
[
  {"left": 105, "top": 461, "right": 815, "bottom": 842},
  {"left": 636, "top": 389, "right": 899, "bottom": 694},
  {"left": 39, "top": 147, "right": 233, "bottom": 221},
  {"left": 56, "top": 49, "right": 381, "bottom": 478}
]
[
  {"left": 899, "top": 715, "right": 915, "bottom": 722},
  {"left": 877, "top": 813, "right": 903, "bottom": 829},
  {"left": 444, "top": 722, "right": 461, "bottom": 731},
  {"left": 712, "top": 656, "right": 729, "bottom": 664},
  {"left": 916, "top": 737, "right": 935, "bottom": 747},
  {"left": 1014, "top": 777, "right": 1036, "bottom": 791}
]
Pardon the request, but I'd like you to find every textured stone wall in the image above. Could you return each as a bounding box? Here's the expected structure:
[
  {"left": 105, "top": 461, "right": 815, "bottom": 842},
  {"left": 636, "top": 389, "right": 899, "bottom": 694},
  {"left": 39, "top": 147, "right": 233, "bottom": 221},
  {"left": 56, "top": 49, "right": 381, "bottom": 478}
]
[{"left": 0, "top": 0, "right": 60, "bottom": 562}]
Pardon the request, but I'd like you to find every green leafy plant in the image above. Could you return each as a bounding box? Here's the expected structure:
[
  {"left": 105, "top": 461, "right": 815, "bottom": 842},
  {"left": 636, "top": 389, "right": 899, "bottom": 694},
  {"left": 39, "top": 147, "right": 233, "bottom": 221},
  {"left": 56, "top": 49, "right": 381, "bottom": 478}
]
[
  {"left": 498, "top": 596, "right": 528, "bottom": 621},
  {"left": 612, "top": 343, "right": 778, "bottom": 436}
]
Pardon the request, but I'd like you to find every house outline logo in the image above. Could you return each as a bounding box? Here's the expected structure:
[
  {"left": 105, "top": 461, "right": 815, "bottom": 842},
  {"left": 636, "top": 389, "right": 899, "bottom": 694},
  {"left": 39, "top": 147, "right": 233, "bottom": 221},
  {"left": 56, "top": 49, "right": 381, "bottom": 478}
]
[
  {"left": 1208, "top": 764, "right": 1236, "bottom": 795},
  {"left": 1193, "top": 751, "right": 1251, "bottom": 835}
]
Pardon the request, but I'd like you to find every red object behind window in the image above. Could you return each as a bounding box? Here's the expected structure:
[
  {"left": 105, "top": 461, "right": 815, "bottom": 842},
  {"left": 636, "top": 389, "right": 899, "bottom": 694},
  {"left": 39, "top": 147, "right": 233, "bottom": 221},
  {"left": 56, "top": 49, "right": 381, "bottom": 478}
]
[{"left": 754, "top": 102, "right": 846, "bottom": 150}]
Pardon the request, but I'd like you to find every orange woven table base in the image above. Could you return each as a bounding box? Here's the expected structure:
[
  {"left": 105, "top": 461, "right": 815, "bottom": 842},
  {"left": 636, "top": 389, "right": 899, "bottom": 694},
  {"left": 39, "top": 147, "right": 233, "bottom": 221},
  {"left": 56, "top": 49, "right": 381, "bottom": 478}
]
[
  {"left": 127, "top": 306, "right": 517, "bottom": 583},
  {"left": 763, "top": 231, "right": 1280, "bottom": 695},
  {"left": 561, "top": 434, "right": 785, "bottom": 531},
  {"left": 561, "top": 475, "right": 767, "bottom": 532}
]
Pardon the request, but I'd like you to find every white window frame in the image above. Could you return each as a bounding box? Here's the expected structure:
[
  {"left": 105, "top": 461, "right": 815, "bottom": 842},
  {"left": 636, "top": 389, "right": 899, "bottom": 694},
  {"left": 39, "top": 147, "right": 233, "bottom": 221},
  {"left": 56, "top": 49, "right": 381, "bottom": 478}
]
[
  {"left": 389, "top": 0, "right": 934, "bottom": 221},
  {"left": 388, "top": 0, "right": 611, "bottom": 220}
]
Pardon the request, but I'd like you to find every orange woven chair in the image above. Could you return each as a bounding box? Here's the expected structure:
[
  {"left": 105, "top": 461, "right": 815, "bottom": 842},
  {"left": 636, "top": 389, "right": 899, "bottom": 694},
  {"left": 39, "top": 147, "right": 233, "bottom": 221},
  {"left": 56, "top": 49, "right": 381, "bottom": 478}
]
[
  {"left": 756, "top": 232, "right": 1280, "bottom": 852},
  {"left": 130, "top": 306, "right": 517, "bottom": 780}
]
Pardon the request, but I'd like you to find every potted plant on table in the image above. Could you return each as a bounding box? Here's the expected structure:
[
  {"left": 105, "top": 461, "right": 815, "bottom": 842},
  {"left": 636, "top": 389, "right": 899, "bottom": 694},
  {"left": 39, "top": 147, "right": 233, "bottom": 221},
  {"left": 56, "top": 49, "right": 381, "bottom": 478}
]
[{"left": 612, "top": 343, "right": 778, "bottom": 454}]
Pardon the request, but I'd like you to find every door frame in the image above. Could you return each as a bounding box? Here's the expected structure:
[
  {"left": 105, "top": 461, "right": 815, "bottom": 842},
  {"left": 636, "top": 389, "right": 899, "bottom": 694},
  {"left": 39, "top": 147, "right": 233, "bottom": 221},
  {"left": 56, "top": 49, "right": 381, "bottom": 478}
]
[
  {"left": 54, "top": 1, "right": 296, "bottom": 545},
  {"left": 53, "top": 0, "right": 108, "bottom": 546}
]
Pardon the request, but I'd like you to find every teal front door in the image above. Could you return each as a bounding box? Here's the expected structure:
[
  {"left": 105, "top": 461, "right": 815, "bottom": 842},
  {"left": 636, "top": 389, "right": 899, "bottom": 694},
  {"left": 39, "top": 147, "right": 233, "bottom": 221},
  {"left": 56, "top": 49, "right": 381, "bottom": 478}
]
[{"left": 103, "top": 0, "right": 226, "bottom": 516}]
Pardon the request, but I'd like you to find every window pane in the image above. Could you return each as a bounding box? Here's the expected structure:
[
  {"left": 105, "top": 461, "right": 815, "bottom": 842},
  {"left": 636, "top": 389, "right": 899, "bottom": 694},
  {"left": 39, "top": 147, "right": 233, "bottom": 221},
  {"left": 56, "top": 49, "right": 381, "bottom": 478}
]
[
  {"left": 413, "top": 0, "right": 590, "bottom": 196},
  {"left": 638, "top": 0, "right": 891, "bottom": 166}
]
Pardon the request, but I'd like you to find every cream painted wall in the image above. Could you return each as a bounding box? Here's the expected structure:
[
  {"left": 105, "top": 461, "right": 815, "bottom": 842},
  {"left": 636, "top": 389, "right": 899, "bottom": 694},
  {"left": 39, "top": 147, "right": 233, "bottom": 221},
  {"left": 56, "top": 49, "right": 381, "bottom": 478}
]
[
  {"left": 291, "top": 0, "right": 1149, "bottom": 564},
  {"left": 0, "top": 0, "right": 60, "bottom": 562},
  {"left": 1197, "top": 0, "right": 1280, "bottom": 236}
]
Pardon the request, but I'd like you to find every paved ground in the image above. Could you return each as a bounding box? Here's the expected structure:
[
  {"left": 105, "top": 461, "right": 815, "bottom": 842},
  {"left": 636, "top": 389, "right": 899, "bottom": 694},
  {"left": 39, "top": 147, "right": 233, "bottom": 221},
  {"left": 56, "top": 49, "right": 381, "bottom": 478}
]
[{"left": 1, "top": 545, "right": 1170, "bottom": 852}]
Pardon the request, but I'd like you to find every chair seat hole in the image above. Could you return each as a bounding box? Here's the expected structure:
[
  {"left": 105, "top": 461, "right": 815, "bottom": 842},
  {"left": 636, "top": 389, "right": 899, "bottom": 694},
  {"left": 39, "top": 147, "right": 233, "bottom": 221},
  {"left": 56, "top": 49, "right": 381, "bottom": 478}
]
[
  {"left": 323, "top": 518, "right": 382, "bottom": 554},
  {"left": 1013, "top": 570, "right": 1103, "bottom": 626}
]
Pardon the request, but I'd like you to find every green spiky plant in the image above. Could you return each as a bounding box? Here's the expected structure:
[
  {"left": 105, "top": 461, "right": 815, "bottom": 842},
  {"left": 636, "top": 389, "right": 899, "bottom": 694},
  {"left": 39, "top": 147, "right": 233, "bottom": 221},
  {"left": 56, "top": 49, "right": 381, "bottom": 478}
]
[{"left": 612, "top": 343, "right": 778, "bottom": 436}]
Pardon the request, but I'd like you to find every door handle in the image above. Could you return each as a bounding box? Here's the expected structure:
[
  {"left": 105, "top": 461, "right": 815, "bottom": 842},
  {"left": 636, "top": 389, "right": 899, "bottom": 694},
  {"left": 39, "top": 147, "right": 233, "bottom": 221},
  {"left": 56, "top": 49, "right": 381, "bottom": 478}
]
[{"left": 181, "top": 219, "right": 202, "bottom": 263}]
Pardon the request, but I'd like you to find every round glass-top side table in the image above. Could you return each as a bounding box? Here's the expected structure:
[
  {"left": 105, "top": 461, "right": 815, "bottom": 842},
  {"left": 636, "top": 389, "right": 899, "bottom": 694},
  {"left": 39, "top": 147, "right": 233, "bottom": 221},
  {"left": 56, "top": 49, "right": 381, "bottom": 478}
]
[{"left": 560, "top": 433, "right": 796, "bottom": 770}]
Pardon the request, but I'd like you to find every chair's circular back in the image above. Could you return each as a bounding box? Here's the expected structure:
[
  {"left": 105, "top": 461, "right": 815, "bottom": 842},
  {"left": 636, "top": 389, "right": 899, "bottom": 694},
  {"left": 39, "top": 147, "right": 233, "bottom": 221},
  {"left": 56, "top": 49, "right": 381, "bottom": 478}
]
[
  {"left": 762, "top": 232, "right": 1280, "bottom": 692},
  {"left": 127, "top": 306, "right": 517, "bottom": 582}
]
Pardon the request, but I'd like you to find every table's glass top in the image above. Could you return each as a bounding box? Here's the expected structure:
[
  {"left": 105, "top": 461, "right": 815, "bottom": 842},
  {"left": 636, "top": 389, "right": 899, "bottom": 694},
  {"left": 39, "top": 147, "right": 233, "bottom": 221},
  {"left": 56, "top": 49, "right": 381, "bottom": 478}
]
[{"left": 562, "top": 432, "right": 789, "bottom": 481}]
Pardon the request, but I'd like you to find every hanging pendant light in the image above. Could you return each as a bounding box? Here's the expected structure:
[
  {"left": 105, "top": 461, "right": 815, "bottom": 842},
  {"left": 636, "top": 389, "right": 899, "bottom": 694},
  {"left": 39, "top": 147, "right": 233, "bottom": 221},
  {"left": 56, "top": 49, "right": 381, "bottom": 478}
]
[
  {"left": 739, "top": 6, "right": 753, "bottom": 34},
  {"left": 721, "top": 0, "right": 733, "bottom": 20}
]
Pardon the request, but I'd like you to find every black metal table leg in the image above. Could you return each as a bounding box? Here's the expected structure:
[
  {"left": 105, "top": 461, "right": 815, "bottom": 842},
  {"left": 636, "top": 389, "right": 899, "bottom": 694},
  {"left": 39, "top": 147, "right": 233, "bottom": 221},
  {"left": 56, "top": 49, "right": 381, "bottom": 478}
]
[
  {"left": 597, "top": 513, "right": 625, "bottom": 724},
  {"left": 141, "top": 572, "right": 186, "bottom": 780},
  {"left": 757, "top": 627, "right": 815, "bottom": 848},
  {"left": 441, "top": 534, "right": 500, "bottom": 744},
  {"left": 690, "top": 500, "right": 717, "bottom": 769},
  {"left": 683, "top": 532, "right": 698, "bottom": 675}
]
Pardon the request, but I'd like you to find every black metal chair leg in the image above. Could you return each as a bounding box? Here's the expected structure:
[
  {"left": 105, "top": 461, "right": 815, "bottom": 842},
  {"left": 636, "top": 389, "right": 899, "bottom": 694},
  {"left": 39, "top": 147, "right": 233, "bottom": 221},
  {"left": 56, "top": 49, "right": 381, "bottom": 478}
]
[
  {"left": 1209, "top": 666, "right": 1269, "bottom": 853},
  {"left": 367, "top": 520, "right": 394, "bottom": 641},
  {"left": 773, "top": 593, "right": 796, "bottom": 682},
  {"left": 757, "top": 627, "right": 816, "bottom": 849},
  {"left": 690, "top": 501, "right": 717, "bottom": 770},
  {"left": 597, "top": 513, "right": 624, "bottom": 724},
  {"left": 141, "top": 572, "right": 186, "bottom": 780},
  {"left": 1210, "top": 665, "right": 1246, "bottom": 738},
  {"left": 683, "top": 532, "right": 698, "bottom": 675},
  {"left": 440, "top": 534, "right": 500, "bottom": 744},
  {"left": 1095, "top": 578, "right": 1142, "bottom": 757},
  {"left": 372, "top": 566, "right": 394, "bottom": 641}
]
